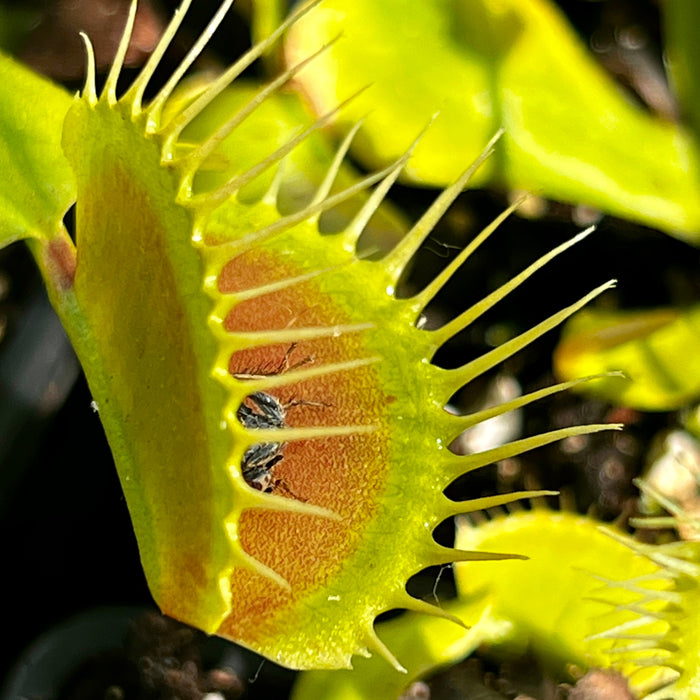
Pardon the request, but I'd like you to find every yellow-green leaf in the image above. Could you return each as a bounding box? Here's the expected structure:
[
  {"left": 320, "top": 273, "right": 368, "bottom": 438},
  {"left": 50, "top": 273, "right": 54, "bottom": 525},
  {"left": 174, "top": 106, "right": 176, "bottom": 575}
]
[
  {"left": 0, "top": 50, "right": 75, "bottom": 246},
  {"left": 663, "top": 0, "right": 700, "bottom": 141},
  {"left": 285, "top": 0, "right": 700, "bottom": 242},
  {"left": 554, "top": 305, "right": 700, "bottom": 411}
]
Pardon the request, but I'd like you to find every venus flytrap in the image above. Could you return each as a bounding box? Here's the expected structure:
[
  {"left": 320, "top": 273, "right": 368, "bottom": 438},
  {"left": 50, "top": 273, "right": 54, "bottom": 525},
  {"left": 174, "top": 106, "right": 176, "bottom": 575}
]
[
  {"left": 454, "top": 509, "right": 679, "bottom": 698},
  {"left": 591, "top": 478, "right": 700, "bottom": 699},
  {"left": 1, "top": 0, "right": 620, "bottom": 673}
]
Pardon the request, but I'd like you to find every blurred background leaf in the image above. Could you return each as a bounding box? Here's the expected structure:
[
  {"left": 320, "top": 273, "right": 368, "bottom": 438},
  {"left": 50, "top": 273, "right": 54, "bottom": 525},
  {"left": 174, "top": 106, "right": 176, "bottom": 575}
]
[
  {"left": 0, "top": 50, "right": 75, "bottom": 245},
  {"left": 663, "top": 0, "right": 700, "bottom": 141},
  {"left": 284, "top": 0, "right": 700, "bottom": 242},
  {"left": 554, "top": 305, "right": 700, "bottom": 411}
]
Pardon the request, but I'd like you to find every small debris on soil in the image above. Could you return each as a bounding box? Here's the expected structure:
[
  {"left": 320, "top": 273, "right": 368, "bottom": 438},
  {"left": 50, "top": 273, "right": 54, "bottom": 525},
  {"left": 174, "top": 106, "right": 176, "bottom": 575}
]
[{"left": 57, "top": 612, "right": 244, "bottom": 700}]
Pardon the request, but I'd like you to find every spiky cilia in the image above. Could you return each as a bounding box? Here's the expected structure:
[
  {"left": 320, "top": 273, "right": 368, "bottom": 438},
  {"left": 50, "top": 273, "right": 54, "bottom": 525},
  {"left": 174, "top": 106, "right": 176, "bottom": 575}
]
[
  {"left": 585, "top": 478, "right": 700, "bottom": 698},
  {"left": 447, "top": 488, "right": 700, "bottom": 697}
]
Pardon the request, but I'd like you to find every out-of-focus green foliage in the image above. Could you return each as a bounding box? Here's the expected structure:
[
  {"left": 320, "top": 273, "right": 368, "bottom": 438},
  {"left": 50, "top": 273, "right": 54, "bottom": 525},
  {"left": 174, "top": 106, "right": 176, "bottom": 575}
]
[
  {"left": 0, "top": 50, "right": 75, "bottom": 245},
  {"left": 554, "top": 305, "right": 700, "bottom": 411},
  {"left": 664, "top": 0, "right": 700, "bottom": 142},
  {"left": 285, "top": 0, "right": 700, "bottom": 242}
]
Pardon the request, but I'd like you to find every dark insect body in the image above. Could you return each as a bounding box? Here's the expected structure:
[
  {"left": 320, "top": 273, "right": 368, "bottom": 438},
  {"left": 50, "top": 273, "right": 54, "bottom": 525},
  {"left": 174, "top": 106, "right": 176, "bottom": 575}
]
[
  {"left": 237, "top": 390, "right": 288, "bottom": 492},
  {"left": 234, "top": 345, "right": 322, "bottom": 497}
]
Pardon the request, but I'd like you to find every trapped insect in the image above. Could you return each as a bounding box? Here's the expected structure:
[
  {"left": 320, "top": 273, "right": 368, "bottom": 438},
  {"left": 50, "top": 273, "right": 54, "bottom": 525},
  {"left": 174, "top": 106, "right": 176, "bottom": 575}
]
[
  {"left": 235, "top": 345, "right": 324, "bottom": 496},
  {"left": 237, "top": 390, "right": 288, "bottom": 492}
]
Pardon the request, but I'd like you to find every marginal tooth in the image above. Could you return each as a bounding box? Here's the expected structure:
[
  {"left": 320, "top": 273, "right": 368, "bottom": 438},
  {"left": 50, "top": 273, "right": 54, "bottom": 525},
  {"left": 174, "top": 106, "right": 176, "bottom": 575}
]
[
  {"left": 382, "top": 128, "right": 504, "bottom": 284},
  {"left": 102, "top": 0, "right": 138, "bottom": 107},
  {"left": 430, "top": 226, "right": 597, "bottom": 353},
  {"left": 309, "top": 120, "right": 364, "bottom": 217},
  {"left": 422, "top": 542, "right": 527, "bottom": 567},
  {"left": 413, "top": 197, "right": 524, "bottom": 314},
  {"left": 364, "top": 625, "right": 407, "bottom": 673},
  {"left": 441, "top": 424, "right": 621, "bottom": 481},
  {"left": 124, "top": 0, "right": 196, "bottom": 117},
  {"left": 587, "top": 617, "right": 666, "bottom": 641},
  {"left": 603, "top": 528, "right": 700, "bottom": 577},
  {"left": 342, "top": 117, "right": 436, "bottom": 248},
  {"left": 342, "top": 149, "right": 407, "bottom": 248},
  {"left": 104, "top": 0, "right": 138, "bottom": 105},
  {"left": 433, "top": 280, "right": 616, "bottom": 400},
  {"left": 442, "top": 491, "right": 558, "bottom": 518},
  {"left": 147, "top": 0, "right": 236, "bottom": 130},
  {"left": 622, "top": 655, "right": 674, "bottom": 668},
  {"left": 446, "top": 372, "right": 622, "bottom": 437},
  {"left": 79, "top": 33, "right": 97, "bottom": 106},
  {"left": 392, "top": 591, "right": 467, "bottom": 628}
]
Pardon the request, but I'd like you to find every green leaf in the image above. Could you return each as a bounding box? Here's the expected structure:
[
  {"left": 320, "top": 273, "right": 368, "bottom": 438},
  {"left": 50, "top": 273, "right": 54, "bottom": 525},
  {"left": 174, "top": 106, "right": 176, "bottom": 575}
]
[
  {"left": 663, "top": 0, "right": 700, "bottom": 141},
  {"left": 0, "top": 50, "right": 76, "bottom": 246},
  {"left": 554, "top": 305, "right": 700, "bottom": 411},
  {"left": 285, "top": 0, "right": 700, "bottom": 242}
]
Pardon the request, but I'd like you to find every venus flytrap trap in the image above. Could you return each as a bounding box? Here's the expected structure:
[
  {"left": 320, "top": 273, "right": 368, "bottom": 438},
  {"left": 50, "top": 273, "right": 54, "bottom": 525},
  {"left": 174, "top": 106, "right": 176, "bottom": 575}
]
[
  {"left": 1, "top": 0, "right": 622, "bottom": 674},
  {"left": 452, "top": 497, "right": 700, "bottom": 700},
  {"left": 588, "top": 478, "right": 700, "bottom": 699},
  {"left": 454, "top": 509, "right": 680, "bottom": 698}
]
